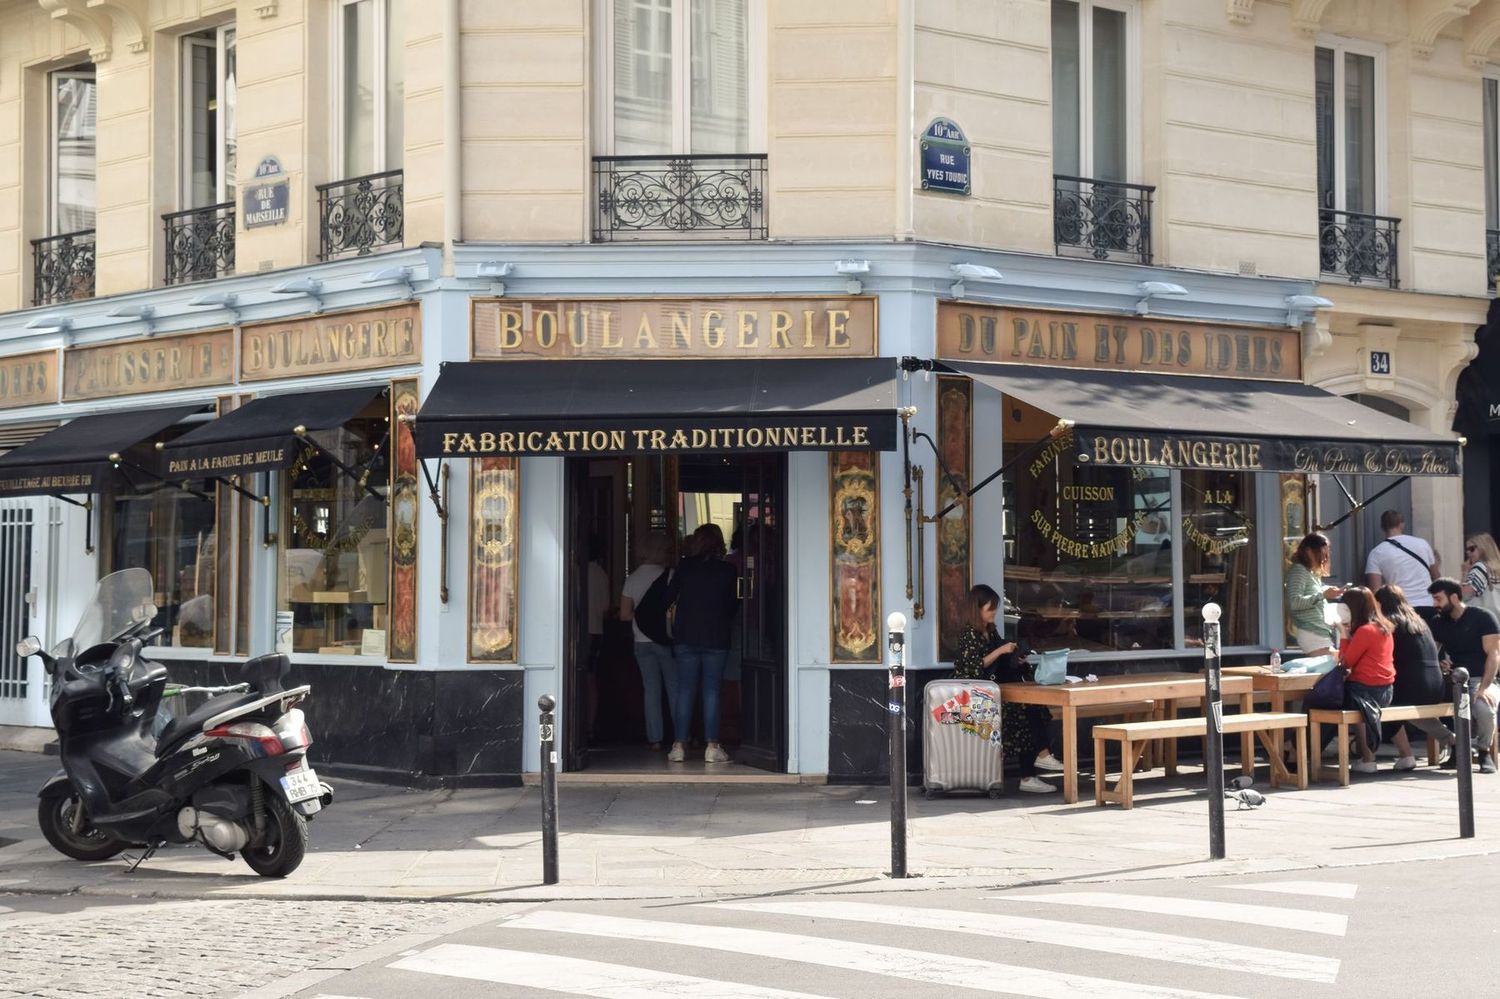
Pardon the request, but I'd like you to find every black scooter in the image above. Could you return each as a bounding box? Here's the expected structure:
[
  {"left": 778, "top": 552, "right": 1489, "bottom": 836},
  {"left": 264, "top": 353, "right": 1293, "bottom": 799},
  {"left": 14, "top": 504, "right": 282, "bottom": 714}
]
[{"left": 22, "top": 568, "right": 332, "bottom": 878}]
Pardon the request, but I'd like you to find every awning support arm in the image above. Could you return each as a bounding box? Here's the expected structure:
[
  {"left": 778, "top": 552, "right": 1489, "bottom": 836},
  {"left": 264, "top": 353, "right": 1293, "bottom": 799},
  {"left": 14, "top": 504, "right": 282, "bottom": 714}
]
[
  {"left": 1315, "top": 475, "right": 1410, "bottom": 533},
  {"left": 205, "top": 475, "right": 270, "bottom": 506},
  {"left": 50, "top": 494, "right": 94, "bottom": 556},
  {"left": 923, "top": 419, "right": 1075, "bottom": 522},
  {"left": 109, "top": 455, "right": 215, "bottom": 502},
  {"left": 293, "top": 431, "right": 386, "bottom": 502},
  {"left": 419, "top": 458, "right": 447, "bottom": 518},
  {"left": 1330, "top": 474, "right": 1359, "bottom": 511}
]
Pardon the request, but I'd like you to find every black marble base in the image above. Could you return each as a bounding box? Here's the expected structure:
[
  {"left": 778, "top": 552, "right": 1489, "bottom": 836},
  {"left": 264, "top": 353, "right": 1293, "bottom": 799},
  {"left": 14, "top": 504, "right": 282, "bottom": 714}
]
[{"left": 159, "top": 659, "right": 525, "bottom": 787}]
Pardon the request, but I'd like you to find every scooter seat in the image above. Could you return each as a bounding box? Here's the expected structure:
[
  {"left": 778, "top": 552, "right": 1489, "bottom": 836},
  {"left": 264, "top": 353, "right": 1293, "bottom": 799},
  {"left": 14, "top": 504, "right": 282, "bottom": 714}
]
[{"left": 156, "top": 691, "right": 263, "bottom": 754}]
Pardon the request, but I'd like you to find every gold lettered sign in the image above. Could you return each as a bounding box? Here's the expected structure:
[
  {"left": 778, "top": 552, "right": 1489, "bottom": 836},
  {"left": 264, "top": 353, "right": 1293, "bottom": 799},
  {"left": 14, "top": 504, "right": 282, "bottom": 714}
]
[
  {"left": 937, "top": 303, "right": 1302, "bottom": 382},
  {"left": 471, "top": 297, "right": 878, "bottom": 360},
  {"left": 64, "top": 330, "right": 234, "bottom": 402},
  {"left": 0, "top": 350, "right": 59, "bottom": 410},
  {"left": 241, "top": 303, "right": 421, "bottom": 381}
]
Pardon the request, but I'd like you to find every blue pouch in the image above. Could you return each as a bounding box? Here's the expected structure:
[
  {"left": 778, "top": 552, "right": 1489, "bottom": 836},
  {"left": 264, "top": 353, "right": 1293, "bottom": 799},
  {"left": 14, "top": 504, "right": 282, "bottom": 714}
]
[{"left": 1034, "top": 648, "right": 1070, "bottom": 685}]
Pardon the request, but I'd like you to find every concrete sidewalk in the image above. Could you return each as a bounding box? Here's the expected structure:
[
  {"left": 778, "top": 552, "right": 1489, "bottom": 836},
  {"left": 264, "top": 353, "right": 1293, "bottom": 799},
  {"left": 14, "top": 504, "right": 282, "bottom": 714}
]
[{"left": 1, "top": 748, "right": 1496, "bottom": 903}]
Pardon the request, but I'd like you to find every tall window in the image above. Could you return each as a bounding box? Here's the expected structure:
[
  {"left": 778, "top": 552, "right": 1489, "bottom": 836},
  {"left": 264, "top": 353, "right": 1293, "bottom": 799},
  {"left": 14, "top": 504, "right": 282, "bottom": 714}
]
[
  {"left": 182, "top": 26, "right": 238, "bottom": 207},
  {"left": 1315, "top": 41, "right": 1381, "bottom": 216},
  {"left": 51, "top": 68, "right": 96, "bottom": 234},
  {"left": 339, "top": 0, "right": 404, "bottom": 176},
  {"left": 604, "top": 0, "right": 751, "bottom": 154},
  {"left": 280, "top": 409, "right": 390, "bottom": 657},
  {"left": 1051, "top": 0, "right": 1131, "bottom": 181}
]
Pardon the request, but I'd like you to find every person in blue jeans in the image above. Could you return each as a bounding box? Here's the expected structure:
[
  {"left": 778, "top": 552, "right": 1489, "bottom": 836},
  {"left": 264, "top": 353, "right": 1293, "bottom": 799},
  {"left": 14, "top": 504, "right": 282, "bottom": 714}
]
[{"left": 667, "top": 523, "right": 739, "bottom": 763}]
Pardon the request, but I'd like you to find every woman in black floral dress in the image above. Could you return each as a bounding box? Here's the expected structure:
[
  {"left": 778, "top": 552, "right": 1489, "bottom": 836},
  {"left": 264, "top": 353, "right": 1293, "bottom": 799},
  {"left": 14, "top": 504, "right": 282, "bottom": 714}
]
[{"left": 954, "top": 584, "right": 1061, "bottom": 794}]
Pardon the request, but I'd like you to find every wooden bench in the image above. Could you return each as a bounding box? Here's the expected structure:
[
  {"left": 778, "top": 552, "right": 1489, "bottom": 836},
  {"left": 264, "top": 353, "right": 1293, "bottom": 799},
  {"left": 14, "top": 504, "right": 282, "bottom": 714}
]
[
  {"left": 1054, "top": 700, "right": 1158, "bottom": 770},
  {"left": 1093, "top": 712, "right": 1308, "bottom": 809},
  {"left": 1307, "top": 704, "right": 1454, "bottom": 786}
]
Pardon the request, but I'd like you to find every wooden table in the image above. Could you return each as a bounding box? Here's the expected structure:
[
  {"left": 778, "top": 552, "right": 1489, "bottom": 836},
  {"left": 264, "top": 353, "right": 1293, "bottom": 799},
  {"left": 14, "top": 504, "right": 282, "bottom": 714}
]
[
  {"left": 998, "top": 671, "right": 1255, "bottom": 804},
  {"left": 1223, "top": 665, "right": 1322, "bottom": 712}
]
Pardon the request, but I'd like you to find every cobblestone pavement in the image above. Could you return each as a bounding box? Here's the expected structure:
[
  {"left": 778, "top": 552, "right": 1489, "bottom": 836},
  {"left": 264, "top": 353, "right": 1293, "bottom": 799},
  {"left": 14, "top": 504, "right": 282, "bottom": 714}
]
[{"left": 0, "top": 898, "right": 494, "bottom": 999}]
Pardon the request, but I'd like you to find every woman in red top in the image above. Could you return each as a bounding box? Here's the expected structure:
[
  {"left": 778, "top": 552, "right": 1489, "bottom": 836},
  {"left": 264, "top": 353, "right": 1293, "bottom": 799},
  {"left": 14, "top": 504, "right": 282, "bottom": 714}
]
[{"left": 1338, "top": 586, "right": 1396, "bottom": 773}]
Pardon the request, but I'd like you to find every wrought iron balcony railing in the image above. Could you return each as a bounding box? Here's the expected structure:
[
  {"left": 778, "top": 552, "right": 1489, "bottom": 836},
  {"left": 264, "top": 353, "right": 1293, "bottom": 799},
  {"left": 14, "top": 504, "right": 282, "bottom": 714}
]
[
  {"left": 1054, "top": 175, "right": 1155, "bottom": 265},
  {"left": 593, "top": 154, "right": 767, "bottom": 241},
  {"left": 31, "top": 230, "right": 95, "bottom": 307},
  {"left": 317, "top": 169, "right": 404, "bottom": 260},
  {"left": 1319, "top": 208, "right": 1400, "bottom": 288},
  {"left": 164, "top": 203, "right": 235, "bottom": 286},
  {"left": 1488, "top": 228, "right": 1499, "bottom": 291}
]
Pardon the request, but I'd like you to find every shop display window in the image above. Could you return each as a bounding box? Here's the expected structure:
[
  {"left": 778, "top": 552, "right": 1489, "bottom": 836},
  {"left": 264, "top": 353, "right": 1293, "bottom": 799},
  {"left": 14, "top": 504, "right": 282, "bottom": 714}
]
[
  {"left": 279, "top": 409, "right": 390, "bottom": 657},
  {"left": 1005, "top": 435, "right": 1173, "bottom": 653},
  {"left": 1181, "top": 470, "right": 1259, "bottom": 648},
  {"left": 108, "top": 478, "right": 217, "bottom": 650}
]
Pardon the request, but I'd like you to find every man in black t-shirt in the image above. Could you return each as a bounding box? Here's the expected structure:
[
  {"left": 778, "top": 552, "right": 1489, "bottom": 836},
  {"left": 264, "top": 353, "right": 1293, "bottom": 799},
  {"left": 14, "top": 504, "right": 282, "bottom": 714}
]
[{"left": 1429, "top": 577, "right": 1500, "bottom": 772}]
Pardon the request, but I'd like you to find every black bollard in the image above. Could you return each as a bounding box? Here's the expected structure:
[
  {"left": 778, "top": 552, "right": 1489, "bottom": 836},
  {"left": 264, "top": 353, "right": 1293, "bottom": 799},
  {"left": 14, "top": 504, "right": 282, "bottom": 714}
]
[
  {"left": 887, "top": 612, "right": 908, "bottom": 879},
  {"left": 538, "top": 694, "right": 560, "bottom": 884},
  {"left": 1452, "top": 668, "right": 1474, "bottom": 840},
  {"left": 1202, "top": 603, "right": 1225, "bottom": 860}
]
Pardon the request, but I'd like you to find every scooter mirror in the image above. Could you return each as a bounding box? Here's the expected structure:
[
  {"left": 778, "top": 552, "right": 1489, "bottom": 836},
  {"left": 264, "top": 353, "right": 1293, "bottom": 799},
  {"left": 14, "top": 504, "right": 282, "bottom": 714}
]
[{"left": 15, "top": 636, "right": 40, "bottom": 658}]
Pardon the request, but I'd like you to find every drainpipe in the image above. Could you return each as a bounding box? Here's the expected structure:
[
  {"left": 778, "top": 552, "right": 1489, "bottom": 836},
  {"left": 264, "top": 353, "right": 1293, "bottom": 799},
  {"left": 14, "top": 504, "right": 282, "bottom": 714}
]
[{"left": 442, "top": 0, "right": 462, "bottom": 277}]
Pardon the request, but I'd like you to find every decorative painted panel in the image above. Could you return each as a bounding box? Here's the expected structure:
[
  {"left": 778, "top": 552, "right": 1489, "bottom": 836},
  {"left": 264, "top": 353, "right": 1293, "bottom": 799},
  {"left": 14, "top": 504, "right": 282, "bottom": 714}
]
[
  {"left": 469, "top": 457, "right": 520, "bottom": 662},
  {"left": 830, "top": 451, "right": 881, "bottom": 663},
  {"left": 388, "top": 379, "right": 420, "bottom": 662},
  {"left": 936, "top": 375, "right": 972, "bottom": 662}
]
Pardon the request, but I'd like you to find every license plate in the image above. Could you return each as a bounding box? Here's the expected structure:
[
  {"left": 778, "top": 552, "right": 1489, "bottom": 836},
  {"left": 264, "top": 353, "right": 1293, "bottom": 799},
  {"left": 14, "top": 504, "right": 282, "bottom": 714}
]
[{"left": 279, "top": 767, "right": 321, "bottom": 804}]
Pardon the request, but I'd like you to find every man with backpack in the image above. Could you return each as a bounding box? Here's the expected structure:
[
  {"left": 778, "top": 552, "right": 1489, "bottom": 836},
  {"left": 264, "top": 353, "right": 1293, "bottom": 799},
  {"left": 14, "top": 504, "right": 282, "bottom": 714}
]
[{"left": 620, "top": 532, "right": 676, "bottom": 751}]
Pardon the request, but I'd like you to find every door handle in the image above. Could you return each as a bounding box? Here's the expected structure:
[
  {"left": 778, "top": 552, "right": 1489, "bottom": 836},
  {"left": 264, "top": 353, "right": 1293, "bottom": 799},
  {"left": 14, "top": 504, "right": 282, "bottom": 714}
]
[{"left": 745, "top": 568, "right": 755, "bottom": 601}]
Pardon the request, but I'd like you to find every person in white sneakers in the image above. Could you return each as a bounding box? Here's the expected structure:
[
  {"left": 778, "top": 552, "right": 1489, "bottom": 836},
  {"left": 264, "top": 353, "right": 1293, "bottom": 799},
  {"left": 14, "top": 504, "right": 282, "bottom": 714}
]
[
  {"left": 1375, "top": 585, "right": 1455, "bottom": 770},
  {"left": 954, "top": 585, "right": 1062, "bottom": 793}
]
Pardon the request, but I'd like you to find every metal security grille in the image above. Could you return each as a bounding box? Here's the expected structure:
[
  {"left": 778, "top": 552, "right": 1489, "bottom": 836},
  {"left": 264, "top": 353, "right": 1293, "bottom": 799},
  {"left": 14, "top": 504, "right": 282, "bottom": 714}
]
[{"left": 0, "top": 503, "right": 34, "bottom": 700}]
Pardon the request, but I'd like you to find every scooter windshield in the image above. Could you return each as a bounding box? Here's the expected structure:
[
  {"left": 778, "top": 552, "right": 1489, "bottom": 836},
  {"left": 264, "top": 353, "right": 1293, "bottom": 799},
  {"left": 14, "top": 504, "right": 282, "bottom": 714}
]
[{"left": 72, "top": 569, "right": 157, "bottom": 650}]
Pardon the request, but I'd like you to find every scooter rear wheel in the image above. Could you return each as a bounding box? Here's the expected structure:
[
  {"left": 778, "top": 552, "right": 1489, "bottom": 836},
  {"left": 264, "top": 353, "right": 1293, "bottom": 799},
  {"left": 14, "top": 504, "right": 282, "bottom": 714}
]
[
  {"left": 38, "top": 793, "right": 126, "bottom": 862},
  {"left": 241, "top": 786, "right": 307, "bottom": 878}
]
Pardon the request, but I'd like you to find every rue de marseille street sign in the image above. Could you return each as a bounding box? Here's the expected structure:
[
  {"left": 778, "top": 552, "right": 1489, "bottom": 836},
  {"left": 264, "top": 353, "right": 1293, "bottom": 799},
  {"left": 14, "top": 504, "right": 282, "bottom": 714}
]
[
  {"left": 920, "top": 117, "right": 970, "bottom": 196},
  {"left": 242, "top": 156, "right": 290, "bottom": 229}
]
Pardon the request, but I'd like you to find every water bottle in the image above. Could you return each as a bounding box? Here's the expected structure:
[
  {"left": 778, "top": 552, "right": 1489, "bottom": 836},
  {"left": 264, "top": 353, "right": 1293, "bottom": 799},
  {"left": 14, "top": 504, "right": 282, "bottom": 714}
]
[{"left": 1269, "top": 650, "right": 1282, "bottom": 672}]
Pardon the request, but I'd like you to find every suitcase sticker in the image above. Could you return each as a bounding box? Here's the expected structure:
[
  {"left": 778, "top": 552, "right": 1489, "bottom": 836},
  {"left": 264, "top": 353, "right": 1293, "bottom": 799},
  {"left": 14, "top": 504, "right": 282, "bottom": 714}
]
[{"left": 931, "top": 686, "right": 1002, "bottom": 744}]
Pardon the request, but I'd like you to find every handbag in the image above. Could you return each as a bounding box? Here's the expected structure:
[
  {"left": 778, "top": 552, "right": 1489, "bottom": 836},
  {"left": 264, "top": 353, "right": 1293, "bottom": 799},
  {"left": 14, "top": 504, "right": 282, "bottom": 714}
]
[
  {"left": 1033, "top": 648, "right": 1070, "bottom": 685},
  {"left": 1303, "top": 663, "right": 1346, "bottom": 710}
]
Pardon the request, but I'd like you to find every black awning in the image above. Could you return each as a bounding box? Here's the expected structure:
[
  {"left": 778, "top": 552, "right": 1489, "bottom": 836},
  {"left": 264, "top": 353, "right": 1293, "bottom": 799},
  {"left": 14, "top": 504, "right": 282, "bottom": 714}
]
[
  {"left": 414, "top": 358, "right": 901, "bottom": 458},
  {"left": 161, "top": 386, "right": 386, "bottom": 478},
  {"left": 949, "top": 361, "right": 1461, "bottom": 477},
  {"left": 0, "top": 405, "right": 205, "bottom": 496}
]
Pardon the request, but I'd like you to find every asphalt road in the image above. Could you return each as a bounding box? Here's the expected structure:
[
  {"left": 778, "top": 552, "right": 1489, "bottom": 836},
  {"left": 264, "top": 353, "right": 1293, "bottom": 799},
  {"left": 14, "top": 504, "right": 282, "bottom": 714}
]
[{"left": 1, "top": 854, "right": 1493, "bottom": 998}]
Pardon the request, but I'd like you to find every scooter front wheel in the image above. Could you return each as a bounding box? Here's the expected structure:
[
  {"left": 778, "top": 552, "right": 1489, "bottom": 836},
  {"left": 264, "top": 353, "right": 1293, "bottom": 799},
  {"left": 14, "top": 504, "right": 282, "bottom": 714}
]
[
  {"left": 37, "top": 793, "right": 126, "bottom": 862},
  {"left": 241, "top": 786, "right": 307, "bottom": 878}
]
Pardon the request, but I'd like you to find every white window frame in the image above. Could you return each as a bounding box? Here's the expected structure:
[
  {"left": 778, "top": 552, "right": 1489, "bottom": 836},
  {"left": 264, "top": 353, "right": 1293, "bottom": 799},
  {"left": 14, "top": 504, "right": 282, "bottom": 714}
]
[
  {"left": 1051, "top": 0, "right": 1141, "bottom": 181},
  {"left": 179, "top": 23, "right": 237, "bottom": 208},
  {"left": 49, "top": 67, "right": 96, "bottom": 236},
  {"left": 1483, "top": 69, "right": 1500, "bottom": 229},
  {"left": 1315, "top": 34, "right": 1388, "bottom": 217},
  {"left": 591, "top": 0, "right": 766, "bottom": 155},
  {"left": 334, "top": 0, "right": 400, "bottom": 177}
]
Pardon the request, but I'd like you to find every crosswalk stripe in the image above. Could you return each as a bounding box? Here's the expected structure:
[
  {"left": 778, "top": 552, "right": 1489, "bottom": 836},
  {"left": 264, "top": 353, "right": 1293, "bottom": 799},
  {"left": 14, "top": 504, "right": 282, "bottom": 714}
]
[
  {"left": 713, "top": 900, "right": 1338, "bottom": 984},
  {"left": 997, "top": 891, "right": 1347, "bottom": 936},
  {"left": 391, "top": 943, "right": 834, "bottom": 998},
  {"left": 1224, "top": 881, "right": 1359, "bottom": 900},
  {"left": 501, "top": 910, "right": 1249, "bottom": 999}
]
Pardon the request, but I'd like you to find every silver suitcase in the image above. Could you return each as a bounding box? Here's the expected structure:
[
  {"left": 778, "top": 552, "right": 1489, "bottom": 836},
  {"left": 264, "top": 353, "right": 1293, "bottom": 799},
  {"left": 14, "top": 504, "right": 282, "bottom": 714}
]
[{"left": 922, "top": 679, "right": 1005, "bottom": 798}]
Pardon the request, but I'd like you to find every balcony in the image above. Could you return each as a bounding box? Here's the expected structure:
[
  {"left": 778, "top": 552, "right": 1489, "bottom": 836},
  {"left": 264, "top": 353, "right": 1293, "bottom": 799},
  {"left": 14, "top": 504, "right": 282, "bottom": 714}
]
[
  {"left": 1319, "top": 209, "right": 1400, "bottom": 289},
  {"left": 31, "top": 230, "right": 95, "bottom": 307},
  {"left": 317, "top": 169, "right": 404, "bottom": 260},
  {"left": 164, "top": 203, "right": 235, "bottom": 286},
  {"left": 1488, "top": 228, "right": 1499, "bottom": 291},
  {"left": 593, "top": 154, "right": 767, "bottom": 242},
  {"left": 1054, "top": 175, "right": 1155, "bottom": 266}
]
